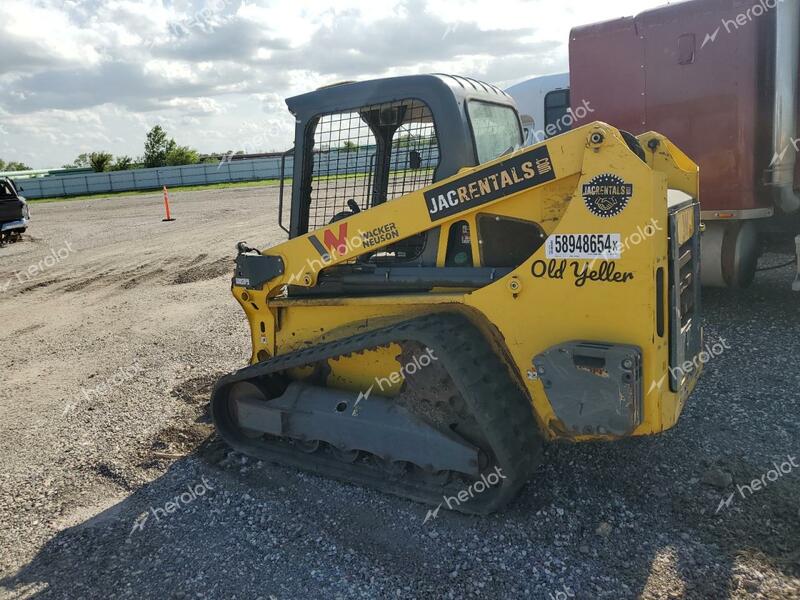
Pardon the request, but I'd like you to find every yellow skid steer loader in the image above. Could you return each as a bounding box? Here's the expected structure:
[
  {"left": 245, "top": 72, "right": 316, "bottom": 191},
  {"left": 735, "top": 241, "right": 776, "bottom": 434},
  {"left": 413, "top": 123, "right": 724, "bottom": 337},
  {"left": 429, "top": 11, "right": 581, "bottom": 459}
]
[{"left": 212, "top": 74, "right": 703, "bottom": 513}]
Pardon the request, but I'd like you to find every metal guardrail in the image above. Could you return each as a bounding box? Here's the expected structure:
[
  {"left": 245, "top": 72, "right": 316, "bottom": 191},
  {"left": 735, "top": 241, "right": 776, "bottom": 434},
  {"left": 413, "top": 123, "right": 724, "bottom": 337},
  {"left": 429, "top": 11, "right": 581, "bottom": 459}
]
[
  {"left": 17, "top": 148, "right": 438, "bottom": 200},
  {"left": 17, "top": 158, "right": 293, "bottom": 199}
]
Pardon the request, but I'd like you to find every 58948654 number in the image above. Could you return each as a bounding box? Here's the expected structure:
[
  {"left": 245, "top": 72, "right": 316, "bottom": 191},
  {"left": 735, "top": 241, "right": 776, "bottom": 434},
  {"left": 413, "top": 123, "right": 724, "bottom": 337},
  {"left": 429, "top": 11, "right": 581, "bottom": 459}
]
[{"left": 545, "top": 233, "right": 622, "bottom": 259}]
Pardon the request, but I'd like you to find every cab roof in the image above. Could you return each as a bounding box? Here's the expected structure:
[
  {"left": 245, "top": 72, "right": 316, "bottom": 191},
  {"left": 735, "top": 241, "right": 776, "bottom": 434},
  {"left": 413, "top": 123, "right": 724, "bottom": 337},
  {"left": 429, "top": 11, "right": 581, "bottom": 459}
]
[{"left": 286, "top": 73, "right": 514, "bottom": 120}]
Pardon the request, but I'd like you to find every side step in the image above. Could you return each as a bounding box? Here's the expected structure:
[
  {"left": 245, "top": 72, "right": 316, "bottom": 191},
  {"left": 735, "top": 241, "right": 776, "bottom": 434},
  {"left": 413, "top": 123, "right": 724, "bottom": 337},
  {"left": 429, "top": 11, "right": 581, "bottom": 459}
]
[{"left": 230, "top": 381, "right": 481, "bottom": 476}]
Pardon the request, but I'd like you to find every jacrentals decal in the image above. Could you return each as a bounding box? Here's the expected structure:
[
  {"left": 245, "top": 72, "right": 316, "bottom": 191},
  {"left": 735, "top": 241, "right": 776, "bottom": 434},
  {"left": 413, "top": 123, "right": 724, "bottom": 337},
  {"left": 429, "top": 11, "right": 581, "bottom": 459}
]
[
  {"left": 423, "top": 146, "right": 557, "bottom": 221},
  {"left": 531, "top": 259, "right": 634, "bottom": 287},
  {"left": 582, "top": 173, "right": 634, "bottom": 218}
]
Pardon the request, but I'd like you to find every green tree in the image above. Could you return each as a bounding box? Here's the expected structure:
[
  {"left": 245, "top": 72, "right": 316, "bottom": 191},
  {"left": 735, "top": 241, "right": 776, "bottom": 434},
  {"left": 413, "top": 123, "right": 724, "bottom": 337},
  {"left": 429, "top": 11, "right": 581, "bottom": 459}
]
[
  {"left": 89, "top": 151, "right": 114, "bottom": 172},
  {"left": 143, "top": 125, "right": 176, "bottom": 168},
  {"left": 0, "top": 159, "right": 32, "bottom": 171},
  {"left": 111, "top": 155, "right": 133, "bottom": 171},
  {"left": 394, "top": 134, "right": 416, "bottom": 148},
  {"left": 341, "top": 140, "right": 359, "bottom": 152},
  {"left": 63, "top": 153, "right": 91, "bottom": 169},
  {"left": 165, "top": 145, "right": 200, "bottom": 166},
  {"left": 395, "top": 134, "right": 435, "bottom": 148}
]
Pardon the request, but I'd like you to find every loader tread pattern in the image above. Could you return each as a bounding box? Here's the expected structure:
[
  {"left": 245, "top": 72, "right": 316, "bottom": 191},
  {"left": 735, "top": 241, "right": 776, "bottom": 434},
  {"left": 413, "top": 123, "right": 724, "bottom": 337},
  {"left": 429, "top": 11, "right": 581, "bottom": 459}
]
[{"left": 212, "top": 313, "right": 543, "bottom": 514}]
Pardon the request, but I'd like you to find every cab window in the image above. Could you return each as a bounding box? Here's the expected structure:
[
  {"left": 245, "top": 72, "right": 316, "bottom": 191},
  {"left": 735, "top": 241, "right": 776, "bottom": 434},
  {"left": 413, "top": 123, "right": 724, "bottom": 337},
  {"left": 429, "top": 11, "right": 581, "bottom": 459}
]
[
  {"left": 544, "top": 90, "right": 571, "bottom": 136},
  {"left": 467, "top": 101, "right": 523, "bottom": 164}
]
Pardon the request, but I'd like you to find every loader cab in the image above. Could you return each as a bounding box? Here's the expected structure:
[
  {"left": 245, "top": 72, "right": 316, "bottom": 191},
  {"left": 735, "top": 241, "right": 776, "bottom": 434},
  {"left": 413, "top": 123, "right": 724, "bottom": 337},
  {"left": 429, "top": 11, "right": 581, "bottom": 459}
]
[{"left": 281, "top": 74, "right": 524, "bottom": 266}]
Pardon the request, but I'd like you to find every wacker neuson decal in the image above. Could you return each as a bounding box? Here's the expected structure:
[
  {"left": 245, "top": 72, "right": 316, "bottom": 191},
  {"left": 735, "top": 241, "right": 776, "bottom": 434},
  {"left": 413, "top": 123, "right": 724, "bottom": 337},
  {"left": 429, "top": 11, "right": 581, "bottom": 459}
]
[{"left": 361, "top": 223, "right": 400, "bottom": 248}]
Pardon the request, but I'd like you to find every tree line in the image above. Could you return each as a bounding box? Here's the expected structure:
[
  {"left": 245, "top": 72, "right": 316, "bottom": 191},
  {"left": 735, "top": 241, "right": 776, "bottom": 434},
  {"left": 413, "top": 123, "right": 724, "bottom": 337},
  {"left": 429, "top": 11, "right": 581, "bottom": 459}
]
[
  {"left": 0, "top": 159, "right": 32, "bottom": 172},
  {"left": 62, "top": 126, "right": 232, "bottom": 173}
]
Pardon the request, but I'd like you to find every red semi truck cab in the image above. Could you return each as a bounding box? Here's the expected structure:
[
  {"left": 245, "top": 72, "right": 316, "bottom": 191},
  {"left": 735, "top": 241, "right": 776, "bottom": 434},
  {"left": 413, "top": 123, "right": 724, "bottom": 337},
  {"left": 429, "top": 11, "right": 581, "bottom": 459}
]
[{"left": 569, "top": 0, "right": 800, "bottom": 288}]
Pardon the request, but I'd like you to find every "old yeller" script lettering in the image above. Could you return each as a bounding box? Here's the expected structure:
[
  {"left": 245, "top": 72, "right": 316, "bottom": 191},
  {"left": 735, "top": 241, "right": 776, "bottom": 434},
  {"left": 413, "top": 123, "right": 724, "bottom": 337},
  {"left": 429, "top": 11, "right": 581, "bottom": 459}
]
[{"left": 531, "top": 259, "right": 634, "bottom": 287}]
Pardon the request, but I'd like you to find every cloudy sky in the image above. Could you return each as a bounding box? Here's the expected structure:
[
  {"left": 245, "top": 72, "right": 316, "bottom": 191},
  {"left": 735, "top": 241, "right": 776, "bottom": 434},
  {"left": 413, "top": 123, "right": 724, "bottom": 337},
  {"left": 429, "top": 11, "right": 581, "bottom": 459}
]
[{"left": 1, "top": 0, "right": 668, "bottom": 169}]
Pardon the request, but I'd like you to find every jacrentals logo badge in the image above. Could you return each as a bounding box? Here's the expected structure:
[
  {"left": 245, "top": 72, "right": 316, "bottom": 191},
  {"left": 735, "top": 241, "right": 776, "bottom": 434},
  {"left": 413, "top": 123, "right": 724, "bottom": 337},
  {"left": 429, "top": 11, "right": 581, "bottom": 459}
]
[{"left": 582, "top": 173, "right": 634, "bottom": 218}]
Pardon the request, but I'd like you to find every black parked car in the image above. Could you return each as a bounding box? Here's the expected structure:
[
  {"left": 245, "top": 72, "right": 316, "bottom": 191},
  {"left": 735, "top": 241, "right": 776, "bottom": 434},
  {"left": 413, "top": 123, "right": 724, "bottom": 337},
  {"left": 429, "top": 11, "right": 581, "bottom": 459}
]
[{"left": 0, "top": 177, "right": 30, "bottom": 244}]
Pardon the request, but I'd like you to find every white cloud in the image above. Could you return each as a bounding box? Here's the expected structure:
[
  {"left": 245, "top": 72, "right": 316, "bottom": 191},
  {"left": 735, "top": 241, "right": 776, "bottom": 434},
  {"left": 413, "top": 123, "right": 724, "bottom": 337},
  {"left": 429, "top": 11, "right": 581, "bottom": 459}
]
[
  {"left": 0, "top": 0, "right": 102, "bottom": 73},
  {"left": 0, "top": 0, "right": 667, "bottom": 168},
  {"left": 164, "top": 97, "right": 224, "bottom": 115}
]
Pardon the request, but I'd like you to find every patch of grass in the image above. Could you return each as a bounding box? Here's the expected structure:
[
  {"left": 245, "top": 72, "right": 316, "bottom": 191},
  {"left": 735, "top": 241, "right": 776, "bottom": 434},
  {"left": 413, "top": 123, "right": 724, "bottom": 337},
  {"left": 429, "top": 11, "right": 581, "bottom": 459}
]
[{"left": 28, "top": 178, "right": 281, "bottom": 203}]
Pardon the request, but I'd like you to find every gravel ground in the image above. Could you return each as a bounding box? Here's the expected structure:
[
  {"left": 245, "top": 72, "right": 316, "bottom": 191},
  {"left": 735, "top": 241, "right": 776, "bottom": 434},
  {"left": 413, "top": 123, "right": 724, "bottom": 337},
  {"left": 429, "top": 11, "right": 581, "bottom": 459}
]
[{"left": 0, "top": 187, "right": 798, "bottom": 600}]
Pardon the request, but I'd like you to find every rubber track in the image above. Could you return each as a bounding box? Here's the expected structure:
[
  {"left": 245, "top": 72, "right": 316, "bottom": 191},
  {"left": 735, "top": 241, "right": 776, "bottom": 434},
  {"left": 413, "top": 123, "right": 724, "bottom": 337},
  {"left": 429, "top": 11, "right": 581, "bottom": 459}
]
[{"left": 211, "top": 313, "right": 544, "bottom": 514}]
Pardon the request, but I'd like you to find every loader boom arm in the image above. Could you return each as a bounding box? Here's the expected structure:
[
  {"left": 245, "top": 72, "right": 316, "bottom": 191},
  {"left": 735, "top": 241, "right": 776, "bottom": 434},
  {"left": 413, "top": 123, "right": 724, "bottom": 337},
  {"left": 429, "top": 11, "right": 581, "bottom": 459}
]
[{"left": 253, "top": 124, "right": 609, "bottom": 292}]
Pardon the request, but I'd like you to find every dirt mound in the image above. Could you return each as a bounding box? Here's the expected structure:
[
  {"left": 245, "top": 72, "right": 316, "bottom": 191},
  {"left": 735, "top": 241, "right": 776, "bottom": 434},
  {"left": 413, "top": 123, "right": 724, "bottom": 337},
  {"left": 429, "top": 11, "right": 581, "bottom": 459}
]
[
  {"left": 149, "top": 422, "right": 213, "bottom": 458},
  {"left": 171, "top": 257, "right": 231, "bottom": 285}
]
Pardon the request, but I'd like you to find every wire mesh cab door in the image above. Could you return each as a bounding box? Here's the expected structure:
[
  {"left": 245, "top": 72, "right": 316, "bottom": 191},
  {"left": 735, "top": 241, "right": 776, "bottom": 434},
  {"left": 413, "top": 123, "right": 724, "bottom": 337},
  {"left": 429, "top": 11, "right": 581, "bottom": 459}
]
[
  {"left": 295, "top": 98, "right": 440, "bottom": 266},
  {"left": 283, "top": 75, "right": 525, "bottom": 278}
]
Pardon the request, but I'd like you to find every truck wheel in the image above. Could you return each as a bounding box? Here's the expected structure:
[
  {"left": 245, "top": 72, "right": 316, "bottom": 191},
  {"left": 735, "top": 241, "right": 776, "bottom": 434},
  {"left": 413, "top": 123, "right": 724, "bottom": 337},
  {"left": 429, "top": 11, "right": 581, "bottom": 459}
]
[{"left": 700, "top": 221, "right": 759, "bottom": 288}]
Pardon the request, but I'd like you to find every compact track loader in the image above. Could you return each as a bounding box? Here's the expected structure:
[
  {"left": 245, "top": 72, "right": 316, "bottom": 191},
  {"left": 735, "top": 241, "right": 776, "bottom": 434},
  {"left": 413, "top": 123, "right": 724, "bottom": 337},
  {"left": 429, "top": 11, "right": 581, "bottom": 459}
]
[{"left": 212, "top": 74, "right": 703, "bottom": 513}]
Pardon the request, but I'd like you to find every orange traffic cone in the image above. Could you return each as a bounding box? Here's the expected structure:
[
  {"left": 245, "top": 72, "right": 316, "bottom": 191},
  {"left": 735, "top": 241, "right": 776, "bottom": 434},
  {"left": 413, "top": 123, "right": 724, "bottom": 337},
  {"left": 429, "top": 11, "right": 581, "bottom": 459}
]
[{"left": 162, "top": 186, "right": 176, "bottom": 222}]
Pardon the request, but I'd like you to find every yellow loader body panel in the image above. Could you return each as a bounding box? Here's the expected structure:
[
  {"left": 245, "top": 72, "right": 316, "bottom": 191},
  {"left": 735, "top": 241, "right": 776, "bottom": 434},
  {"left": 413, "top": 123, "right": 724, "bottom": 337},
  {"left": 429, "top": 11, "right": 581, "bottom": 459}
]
[
  {"left": 212, "top": 73, "right": 702, "bottom": 513},
  {"left": 229, "top": 124, "right": 700, "bottom": 443}
]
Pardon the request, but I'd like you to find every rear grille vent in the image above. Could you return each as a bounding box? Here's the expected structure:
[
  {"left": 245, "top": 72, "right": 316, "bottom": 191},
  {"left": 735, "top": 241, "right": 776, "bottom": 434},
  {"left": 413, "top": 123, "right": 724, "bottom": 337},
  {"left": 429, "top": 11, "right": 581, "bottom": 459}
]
[{"left": 668, "top": 201, "right": 702, "bottom": 392}]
